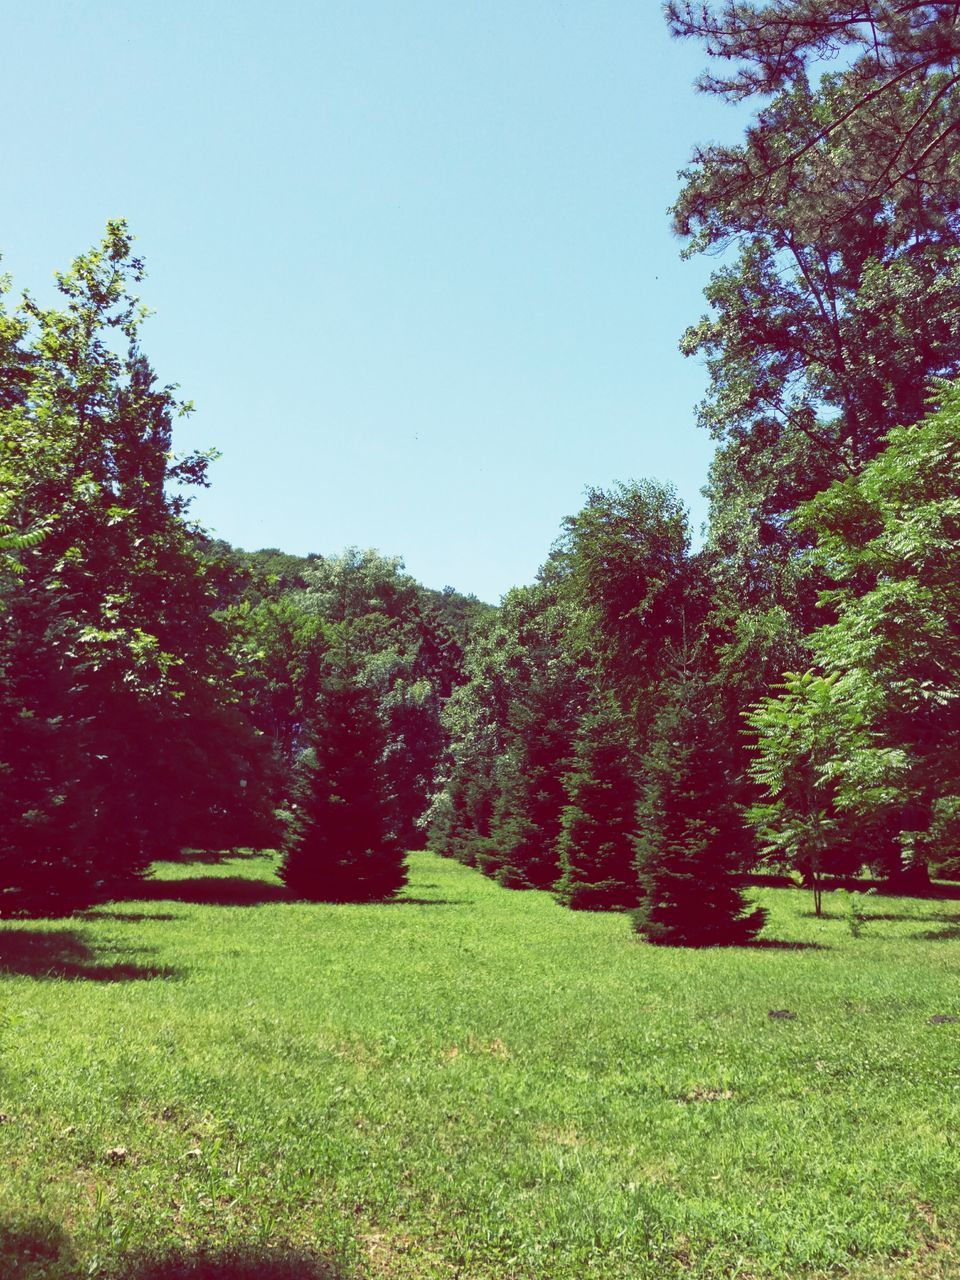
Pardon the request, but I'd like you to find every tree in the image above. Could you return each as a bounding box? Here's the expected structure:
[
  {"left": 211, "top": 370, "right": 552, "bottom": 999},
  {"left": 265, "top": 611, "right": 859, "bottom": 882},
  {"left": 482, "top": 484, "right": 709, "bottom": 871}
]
[
  {"left": 667, "top": 2, "right": 960, "bottom": 222},
  {"left": 746, "top": 384, "right": 960, "bottom": 888},
  {"left": 296, "top": 549, "right": 466, "bottom": 850},
  {"left": 281, "top": 672, "right": 406, "bottom": 902},
  {"left": 667, "top": 7, "right": 960, "bottom": 854},
  {"left": 670, "top": 2, "right": 960, "bottom": 641},
  {"left": 746, "top": 671, "right": 866, "bottom": 913},
  {"left": 226, "top": 596, "right": 329, "bottom": 767},
  {"left": 633, "top": 675, "right": 766, "bottom": 946},
  {"left": 554, "top": 698, "right": 640, "bottom": 911},
  {"left": 0, "top": 223, "right": 273, "bottom": 910},
  {"left": 430, "top": 572, "right": 585, "bottom": 888},
  {"left": 430, "top": 485, "right": 705, "bottom": 893},
  {"left": 555, "top": 481, "right": 692, "bottom": 724},
  {"left": 489, "top": 694, "right": 574, "bottom": 890}
]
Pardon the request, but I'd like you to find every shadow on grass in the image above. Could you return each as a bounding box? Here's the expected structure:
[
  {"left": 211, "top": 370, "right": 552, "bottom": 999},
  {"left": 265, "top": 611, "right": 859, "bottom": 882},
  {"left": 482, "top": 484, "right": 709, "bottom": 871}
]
[
  {"left": 0, "top": 929, "right": 178, "bottom": 981},
  {"left": 118, "top": 1246, "right": 346, "bottom": 1279},
  {"left": 0, "top": 1218, "right": 79, "bottom": 1278},
  {"left": 160, "top": 847, "right": 272, "bottom": 866},
  {"left": 131, "top": 877, "right": 291, "bottom": 906},
  {"left": 383, "top": 896, "right": 467, "bottom": 907},
  {"left": 913, "top": 923, "right": 960, "bottom": 942},
  {"left": 127, "top": 876, "right": 467, "bottom": 909},
  {"left": 750, "top": 938, "right": 830, "bottom": 951},
  {"left": 748, "top": 873, "right": 960, "bottom": 901},
  {"left": 0, "top": 1220, "right": 347, "bottom": 1280},
  {"left": 849, "top": 910, "right": 960, "bottom": 923},
  {"left": 83, "top": 910, "right": 182, "bottom": 923}
]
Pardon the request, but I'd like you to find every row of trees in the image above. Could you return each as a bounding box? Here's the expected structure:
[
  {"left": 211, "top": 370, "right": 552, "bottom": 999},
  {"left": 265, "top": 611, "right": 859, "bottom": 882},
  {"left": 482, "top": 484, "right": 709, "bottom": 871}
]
[
  {"left": 3, "top": 2, "right": 958, "bottom": 935},
  {"left": 427, "top": 0, "right": 960, "bottom": 939},
  {"left": 426, "top": 480, "right": 767, "bottom": 943},
  {"left": 428, "top": 384, "right": 960, "bottom": 937},
  {"left": 0, "top": 225, "right": 487, "bottom": 910}
]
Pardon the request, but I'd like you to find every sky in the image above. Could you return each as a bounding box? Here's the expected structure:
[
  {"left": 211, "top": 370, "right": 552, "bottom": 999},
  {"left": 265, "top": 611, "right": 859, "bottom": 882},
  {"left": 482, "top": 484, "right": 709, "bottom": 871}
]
[{"left": 2, "top": 1, "right": 747, "bottom": 603}]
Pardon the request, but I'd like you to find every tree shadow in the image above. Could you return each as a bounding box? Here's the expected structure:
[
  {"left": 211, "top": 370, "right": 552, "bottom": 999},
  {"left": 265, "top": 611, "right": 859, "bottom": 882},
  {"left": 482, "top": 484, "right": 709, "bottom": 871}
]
[
  {"left": 381, "top": 897, "right": 466, "bottom": 907},
  {"left": 130, "top": 877, "right": 291, "bottom": 906},
  {"left": 0, "top": 1217, "right": 78, "bottom": 1278},
  {"left": 120, "top": 1245, "right": 347, "bottom": 1279},
  {"left": 163, "top": 847, "right": 273, "bottom": 865},
  {"left": 0, "top": 1219, "right": 348, "bottom": 1280},
  {"left": 0, "top": 928, "right": 179, "bottom": 981},
  {"left": 127, "top": 875, "right": 469, "bottom": 909},
  {"left": 750, "top": 938, "right": 831, "bottom": 951},
  {"left": 748, "top": 872, "right": 960, "bottom": 902},
  {"left": 82, "top": 910, "right": 182, "bottom": 923},
  {"left": 912, "top": 924, "right": 960, "bottom": 942},
  {"left": 871, "top": 910, "right": 960, "bottom": 924}
]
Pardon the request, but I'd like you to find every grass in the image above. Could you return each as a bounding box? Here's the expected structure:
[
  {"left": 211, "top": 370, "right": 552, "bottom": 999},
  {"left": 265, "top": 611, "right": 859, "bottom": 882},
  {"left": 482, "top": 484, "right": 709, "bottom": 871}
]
[{"left": 0, "top": 852, "right": 958, "bottom": 1279}]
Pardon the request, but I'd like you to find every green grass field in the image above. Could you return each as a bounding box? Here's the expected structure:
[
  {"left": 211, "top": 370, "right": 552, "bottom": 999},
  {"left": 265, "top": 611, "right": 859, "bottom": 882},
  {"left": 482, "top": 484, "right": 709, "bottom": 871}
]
[{"left": 0, "top": 851, "right": 958, "bottom": 1279}]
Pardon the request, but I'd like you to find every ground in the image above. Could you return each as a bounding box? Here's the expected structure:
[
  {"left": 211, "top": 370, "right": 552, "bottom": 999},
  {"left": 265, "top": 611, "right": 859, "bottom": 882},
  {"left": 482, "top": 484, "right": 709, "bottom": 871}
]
[{"left": 0, "top": 851, "right": 957, "bottom": 1279}]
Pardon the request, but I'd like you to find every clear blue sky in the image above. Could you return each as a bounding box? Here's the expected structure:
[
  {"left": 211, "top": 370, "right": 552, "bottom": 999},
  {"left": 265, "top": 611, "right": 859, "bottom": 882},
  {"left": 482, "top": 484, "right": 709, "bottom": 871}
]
[{"left": 3, "top": 1, "right": 745, "bottom": 603}]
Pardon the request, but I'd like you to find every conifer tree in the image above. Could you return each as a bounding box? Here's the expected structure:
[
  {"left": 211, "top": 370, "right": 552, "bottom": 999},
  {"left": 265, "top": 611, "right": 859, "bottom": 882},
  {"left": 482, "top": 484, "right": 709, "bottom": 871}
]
[
  {"left": 555, "top": 700, "right": 640, "bottom": 911},
  {"left": 633, "top": 676, "right": 766, "bottom": 946},
  {"left": 281, "top": 674, "right": 406, "bottom": 902},
  {"left": 489, "top": 707, "right": 571, "bottom": 890}
]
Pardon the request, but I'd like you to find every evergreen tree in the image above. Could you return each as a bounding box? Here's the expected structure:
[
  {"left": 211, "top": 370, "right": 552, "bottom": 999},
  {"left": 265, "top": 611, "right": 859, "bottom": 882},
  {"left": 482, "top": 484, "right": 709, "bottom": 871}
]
[
  {"left": 555, "top": 700, "right": 640, "bottom": 910},
  {"left": 489, "top": 704, "right": 572, "bottom": 890},
  {"left": 281, "top": 675, "right": 406, "bottom": 902},
  {"left": 429, "top": 572, "right": 584, "bottom": 887},
  {"left": 633, "top": 677, "right": 766, "bottom": 946}
]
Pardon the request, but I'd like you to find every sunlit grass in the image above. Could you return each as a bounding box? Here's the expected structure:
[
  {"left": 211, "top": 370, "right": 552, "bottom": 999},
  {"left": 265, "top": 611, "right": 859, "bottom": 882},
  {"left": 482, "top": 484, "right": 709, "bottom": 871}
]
[{"left": 0, "top": 852, "right": 957, "bottom": 1278}]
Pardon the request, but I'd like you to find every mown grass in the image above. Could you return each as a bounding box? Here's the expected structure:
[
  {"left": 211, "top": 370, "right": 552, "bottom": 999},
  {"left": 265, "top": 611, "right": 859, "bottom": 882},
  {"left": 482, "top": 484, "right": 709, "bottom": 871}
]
[{"left": 0, "top": 852, "right": 958, "bottom": 1279}]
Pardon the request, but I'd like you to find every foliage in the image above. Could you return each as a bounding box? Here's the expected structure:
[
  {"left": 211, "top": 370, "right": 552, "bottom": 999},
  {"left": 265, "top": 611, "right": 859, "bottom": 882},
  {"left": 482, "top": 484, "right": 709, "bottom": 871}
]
[
  {"left": 0, "top": 224, "right": 273, "bottom": 909},
  {"left": 428, "top": 568, "right": 587, "bottom": 888},
  {"left": 281, "top": 672, "right": 406, "bottom": 902},
  {"left": 835, "top": 886, "right": 877, "bottom": 938},
  {"left": 668, "top": 5, "right": 960, "bottom": 884},
  {"left": 671, "top": 3, "right": 960, "bottom": 701},
  {"left": 555, "top": 481, "right": 693, "bottom": 723},
  {"left": 634, "top": 675, "right": 766, "bottom": 945},
  {"left": 746, "top": 385, "right": 960, "bottom": 887},
  {"left": 746, "top": 671, "right": 866, "bottom": 914},
  {"left": 295, "top": 549, "right": 469, "bottom": 850},
  {"left": 554, "top": 698, "right": 640, "bottom": 910},
  {"left": 222, "top": 546, "right": 476, "bottom": 853},
  {"left": 667, "top": 2, "right": 960, "bottom": 222}
]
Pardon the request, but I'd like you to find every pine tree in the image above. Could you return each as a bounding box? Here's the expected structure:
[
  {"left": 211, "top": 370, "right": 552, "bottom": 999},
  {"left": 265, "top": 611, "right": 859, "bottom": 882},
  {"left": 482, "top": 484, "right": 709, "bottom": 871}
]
[
  {"left": 633, "top": 676, "right": 765, "bottom": 946},
  {"left": 281, "top": 676, "right": 406, "bottom": 902},
  {"left": 489, "top": 709, "right": 571, "bottom": 890},
  {"left": 555, "top": 701, "right": 640, "bottom": 910}
]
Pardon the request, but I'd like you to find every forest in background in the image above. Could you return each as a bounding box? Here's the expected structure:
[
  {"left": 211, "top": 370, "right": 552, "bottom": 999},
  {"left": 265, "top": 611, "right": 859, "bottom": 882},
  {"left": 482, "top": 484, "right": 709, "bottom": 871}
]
[{"left": 2, "top": 2, "right": 960, "bottom": 941}]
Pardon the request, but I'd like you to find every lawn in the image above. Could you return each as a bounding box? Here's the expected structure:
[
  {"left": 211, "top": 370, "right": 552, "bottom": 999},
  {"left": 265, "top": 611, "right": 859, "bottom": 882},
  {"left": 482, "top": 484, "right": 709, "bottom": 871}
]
[{"left": 0, "top": 851, "right": 958, "bottom": 1279}]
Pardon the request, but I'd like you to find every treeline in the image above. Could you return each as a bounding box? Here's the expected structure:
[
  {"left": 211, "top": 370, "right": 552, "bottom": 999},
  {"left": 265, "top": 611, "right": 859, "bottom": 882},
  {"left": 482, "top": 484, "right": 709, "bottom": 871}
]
[
  {"left": 0, "top": 231, "right": 488, "bottom": 910},
  {"left": 428, "top": 396, "right": 960, "bottom": 936},
  {"left": 429, "top": 0, "right": 960, "bottom": 937},
  {"left": 3, "top": 2, "right": 960, "bottom": 935}
]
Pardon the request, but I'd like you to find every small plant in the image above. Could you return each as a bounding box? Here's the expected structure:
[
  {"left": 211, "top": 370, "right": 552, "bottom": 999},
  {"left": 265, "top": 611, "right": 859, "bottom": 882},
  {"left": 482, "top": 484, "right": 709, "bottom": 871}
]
[{"left": 835, "top": 887, "right": 876, "bottom": 938}]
